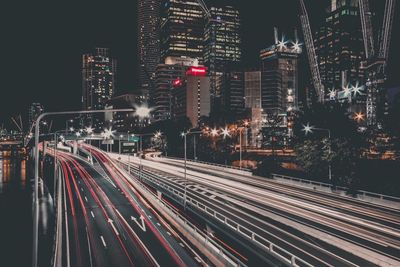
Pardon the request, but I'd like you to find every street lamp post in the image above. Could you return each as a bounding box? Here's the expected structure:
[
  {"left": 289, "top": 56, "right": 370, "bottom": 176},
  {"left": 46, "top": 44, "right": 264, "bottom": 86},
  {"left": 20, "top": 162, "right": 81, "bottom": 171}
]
[
  {"left": 119, "top": 134, "right": 124, "bottom": 155},
  {"left": 181, "top": 130, "right": 202, "bottom": 210},
  {"left": 32, "top": 108, "right": 132, "bottom": 267}
]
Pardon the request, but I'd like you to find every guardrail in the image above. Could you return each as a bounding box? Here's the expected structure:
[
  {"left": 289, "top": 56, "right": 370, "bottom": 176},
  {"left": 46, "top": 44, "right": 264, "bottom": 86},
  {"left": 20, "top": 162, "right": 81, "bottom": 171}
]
[
  {"left": 163, "top": 156, "right": 252, "bottom": 173},
  {"left": 116, "top": 162, "right": 246, "bottom": 267},
  {"left": 51, "top": 165, "right": 64, "bottom": 267},
  {"left": 122, "top": 161, "right": 313, "bottom": 267},
  {"left": 272, "top": 173, "right": 400, "bottom": 203}
]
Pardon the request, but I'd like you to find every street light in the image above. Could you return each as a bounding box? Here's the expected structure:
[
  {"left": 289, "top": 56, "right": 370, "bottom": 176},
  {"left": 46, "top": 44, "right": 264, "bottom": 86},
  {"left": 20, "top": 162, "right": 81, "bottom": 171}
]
[
  {"left": 32, "top": 108, "right": 133, "bottom": 267},
  {"left": 354, "top": 112, "right": 365, "bottom": 122},
  {"left": 302, "top": 123, "right": 332, "bottom": 181},
  {"left": 119, "top": 134, "right": 124, "bottom": 155},
  {"left": 181, "top": 130, "right": 203, "bottom": 210}
]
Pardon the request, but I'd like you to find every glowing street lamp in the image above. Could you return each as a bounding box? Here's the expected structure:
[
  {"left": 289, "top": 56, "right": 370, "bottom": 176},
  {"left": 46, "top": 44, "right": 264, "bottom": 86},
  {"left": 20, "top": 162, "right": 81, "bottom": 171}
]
[
  {"left": 85, "top": 126, "right": 94, "bottom": 134},
  {"left": 102, "top": 127, "right": 115, "bottom": 139},
  {"left": 328, "top": 89, "right": 337, "bottom": 100},
  {"left": 75, "top": 131, "right": 81, "bottom": 137},
  {"left": 221, "top": 126, "right": 230, "bottom": 138},
  {"left": 301, "top": 123, "right": 315, "bottom": 135},
  {"left": 354, "top": 112, "right": 365, "bottom": 122},
  {"left": 134, "top": 104, "right": 153, "bottom": 120},
  {"left": 210, "top": 128, "right": 219, "bottom": 137},
  {"left": 352, "top": 82, "right": 364, "bottom": 97}
]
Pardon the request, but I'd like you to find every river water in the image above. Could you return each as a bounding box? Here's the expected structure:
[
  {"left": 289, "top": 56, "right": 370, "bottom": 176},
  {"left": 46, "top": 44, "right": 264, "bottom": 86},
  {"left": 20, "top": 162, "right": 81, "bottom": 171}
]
[{"left": 0, "top": 153, "right": 54, "bottom": 267}]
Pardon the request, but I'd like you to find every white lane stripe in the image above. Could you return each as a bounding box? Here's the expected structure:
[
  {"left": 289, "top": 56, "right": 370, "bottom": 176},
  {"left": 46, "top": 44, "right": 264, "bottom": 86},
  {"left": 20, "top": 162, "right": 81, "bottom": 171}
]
[
  {"left": 84, "top": 196, "right": 88, "bottom": 202},
  {"left": 91, "top": 211, "right": 95, "bottom": 218},
  {"left": 100, "top": 235, "right": 107, "bottom": 248},
  {"left": 109, "top": 220, "right": 119, "bottom": 236}
]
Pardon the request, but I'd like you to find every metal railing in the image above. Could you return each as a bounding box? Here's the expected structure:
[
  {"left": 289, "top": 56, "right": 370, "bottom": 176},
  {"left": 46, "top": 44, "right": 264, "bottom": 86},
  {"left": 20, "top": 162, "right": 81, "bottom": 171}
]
[
  {"left": 272, "top": 173, "right": 400, "bottom": 203},
  {"left": 163, "top": 156, "right": 252, "bottom": 173},
  {"left": 51, "top": 165, "right": 64, "bottom": 267},
  {"left": 121, "top": 161, "right": 313, "bottom": 267},
  {"left": 116, "top": 162, "right": 246, "bottom": 267}
]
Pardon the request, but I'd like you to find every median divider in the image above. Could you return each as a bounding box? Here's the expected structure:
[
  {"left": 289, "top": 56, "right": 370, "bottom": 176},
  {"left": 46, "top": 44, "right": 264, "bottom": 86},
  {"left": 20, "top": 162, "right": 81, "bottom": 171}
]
[
  {"left": 109, "top": 156, "right": 246, "bottom": 267},
  {"left": 112, "top": 154, "right": 313, "bottom": 267},
  {"left": 271, "top": 173, "right": 400, "bottom": 208}
]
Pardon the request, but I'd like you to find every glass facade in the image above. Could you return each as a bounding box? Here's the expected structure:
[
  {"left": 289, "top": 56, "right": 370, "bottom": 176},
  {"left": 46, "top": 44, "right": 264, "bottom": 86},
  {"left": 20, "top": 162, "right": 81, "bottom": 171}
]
[
  {"left": 204, "top": 6, "right": 241, "bottom": 100},
  {"left": 138, "top": 0, "right": 160, "bottom": 97},
  {"left": 160, "top": 0, "right": 204, "bottom": 62},
  {"left": 82, "top": 48, "right": 116, "bottom": 111}
]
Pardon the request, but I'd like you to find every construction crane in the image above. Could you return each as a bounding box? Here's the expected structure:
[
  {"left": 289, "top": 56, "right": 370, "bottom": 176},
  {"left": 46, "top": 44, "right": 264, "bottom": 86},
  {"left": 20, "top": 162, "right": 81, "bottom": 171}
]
[
  {"left": 299, "top": 0, "right": 325, "bottom": 103},
  {"left": 359, "top": 0, "right": 396, "bottom": 126}
]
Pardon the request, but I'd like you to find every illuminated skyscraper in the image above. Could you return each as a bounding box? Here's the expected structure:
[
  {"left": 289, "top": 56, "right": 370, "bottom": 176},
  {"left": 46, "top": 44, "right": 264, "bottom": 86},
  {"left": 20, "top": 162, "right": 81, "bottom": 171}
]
[
  {"left": 160, "top": 0, "right": 204, "bottom": 62},
  {"left": 204, "top": 5, "right": 241, "bottom": 102},
  {"left": 82, "top": 48, "right": 116, "bottom": 111},
  {"left": 138, "top": 0, "right": 160, "bottom": 97},
  {"left": 260, "top": 34, "right": 301, "bottom": 115},
  {"left": 314, "top": 0, "right": 364, "bottom": 93}
]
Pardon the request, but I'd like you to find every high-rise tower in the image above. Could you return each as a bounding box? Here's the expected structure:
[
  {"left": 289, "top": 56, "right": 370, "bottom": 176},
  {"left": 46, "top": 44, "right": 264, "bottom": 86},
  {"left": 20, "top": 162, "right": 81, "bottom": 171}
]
[
  {"left": 138, "top": 0, "right": 161, "bottom": 98},
  {"left": 82, "top": 48, "right": 116, "bottom": 111},
  {"left": 204, "top": 5, "right": 241, "bottom": 103},
  {"left": 160, "top": 0, "right": 204, "bottom": 63}
]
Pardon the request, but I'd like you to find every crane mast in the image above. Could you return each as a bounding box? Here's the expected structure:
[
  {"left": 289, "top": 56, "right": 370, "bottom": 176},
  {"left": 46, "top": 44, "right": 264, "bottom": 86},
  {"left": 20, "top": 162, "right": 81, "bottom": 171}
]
[
  {"left": 379, "top": 0, "right": 395, "bottom": 63},
  {"left": 299, "top": 0, "right": 325, "bottom": 103},
  {"left": 359, "top": 0, "right": 396, "bottom": 126}
]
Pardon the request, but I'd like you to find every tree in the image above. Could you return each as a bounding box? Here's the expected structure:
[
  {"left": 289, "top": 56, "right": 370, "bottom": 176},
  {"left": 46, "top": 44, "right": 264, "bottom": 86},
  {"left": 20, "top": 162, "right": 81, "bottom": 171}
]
[{"left": 294, "top": 102, "right": 363, "bottom": 186}]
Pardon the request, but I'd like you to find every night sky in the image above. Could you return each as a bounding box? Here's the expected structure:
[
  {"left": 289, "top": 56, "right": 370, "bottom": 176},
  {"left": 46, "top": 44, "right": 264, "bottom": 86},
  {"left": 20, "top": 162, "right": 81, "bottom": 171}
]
[{"left": 1, "top": 0, "right": 399, "bottom": 129}]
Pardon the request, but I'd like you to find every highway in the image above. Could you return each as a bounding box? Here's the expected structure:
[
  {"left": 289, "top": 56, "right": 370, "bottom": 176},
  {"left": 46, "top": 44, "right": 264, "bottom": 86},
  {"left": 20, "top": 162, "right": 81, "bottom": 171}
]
[
  {"left": 49, "top": 147, "right": 203, "bottom": 267},
  {"left": 100, "top": 149, "right": 400, "bottom": 267}
]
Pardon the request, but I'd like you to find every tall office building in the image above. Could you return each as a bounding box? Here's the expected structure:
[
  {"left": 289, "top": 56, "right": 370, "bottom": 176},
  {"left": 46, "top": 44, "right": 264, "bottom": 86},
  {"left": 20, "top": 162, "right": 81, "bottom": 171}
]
[
  {"left": 171, "top": 66, "right": 210, "bottom": 127},
  {"left": 244, "top": 71, "right": 261, "bottom": 109},
  {"left": 221, "top": 68, "right": 245, "bottom": 117},
  {"left": 204, "top": 5, "right": 241, "bottom": 102},
  {"left": 260, "top": 32, "right": 301, "bottom": 115},
  {"left": 154, "top": 62, "right": 187, "bottom": 121},
  {"left": 314, "top": 0, "right": 364, "bottom": 93},
  {"left": 138, "top": 0, "right": 160, "bottom": 97},
  {"left": 244, "top": 71, "right": 262, "bottom": 147},
  {"left": 82, "top": 48, "right": 116, "bottom": 111},
  {"left": 160, "top": 0, "right": 204, "bottom": 63}
]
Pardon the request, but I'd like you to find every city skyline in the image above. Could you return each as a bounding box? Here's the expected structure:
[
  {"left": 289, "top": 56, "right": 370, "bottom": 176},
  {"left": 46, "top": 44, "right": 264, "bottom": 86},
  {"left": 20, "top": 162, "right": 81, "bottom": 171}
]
[
  {"left": 1, "top": 0, "right": 399, "bottom": 129},
  {"left": 1, "top": 2, "right": 399, "bottom": 266}
]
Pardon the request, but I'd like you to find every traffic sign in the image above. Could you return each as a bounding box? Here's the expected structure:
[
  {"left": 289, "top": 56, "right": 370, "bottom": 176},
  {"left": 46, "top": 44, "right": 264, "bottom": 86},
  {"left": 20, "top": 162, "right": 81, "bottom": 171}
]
[
  {"left": 129, "top": 136, "right": 140, "bottom": 142},
  {"left": 121, "top": 142, "right": 136, "bottom": 153}
]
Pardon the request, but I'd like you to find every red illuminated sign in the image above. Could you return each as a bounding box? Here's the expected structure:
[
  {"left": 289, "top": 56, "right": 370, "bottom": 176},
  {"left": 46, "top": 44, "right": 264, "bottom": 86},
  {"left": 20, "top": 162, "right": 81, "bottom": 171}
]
[
  {"left": 186, "top": 66, "right": 207, "bottom": 76},
  {"left": 173, "top": 78, "right": 183, "bottom": 88}
]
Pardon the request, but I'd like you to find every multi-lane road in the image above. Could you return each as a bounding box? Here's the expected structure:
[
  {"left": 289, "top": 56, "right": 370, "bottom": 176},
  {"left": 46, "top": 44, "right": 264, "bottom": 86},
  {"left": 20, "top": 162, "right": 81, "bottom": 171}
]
[
  {"left": 100, "top": 148, "right": 400, "bottom": 267},
  {"left": 50, "top": 147, "right": 204, "bottom": 267},
  {"left": 46, "top": 141, "right": 400, "bottom": 267}
]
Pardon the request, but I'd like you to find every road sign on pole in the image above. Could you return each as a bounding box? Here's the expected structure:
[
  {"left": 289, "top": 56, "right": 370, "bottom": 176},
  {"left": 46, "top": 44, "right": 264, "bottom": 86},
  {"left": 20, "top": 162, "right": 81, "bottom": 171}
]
[
  {"left": 121, "top": 142, "right": 136, "bottom": 153},
  {"left": 129, "top": 136, "right": 140, "bottom": 142}
]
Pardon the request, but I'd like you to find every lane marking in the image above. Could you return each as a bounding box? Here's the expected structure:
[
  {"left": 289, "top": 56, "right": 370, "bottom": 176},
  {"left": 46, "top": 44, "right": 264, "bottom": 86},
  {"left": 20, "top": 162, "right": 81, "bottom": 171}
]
[
  {"left": 131, "top": 215, "right": 147, "bottom": 232},
  {"left": 108, "top": 219, "right": 119, "bottom": 235},
  {"left": 84, "top": 196, "right": 88, "bottom": 202},
  {"left": 90, "top": 211, "right": 95, "bottom": 218},
  {"left": 100, "top": 235, "right": 107, "bottom": 248}
]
